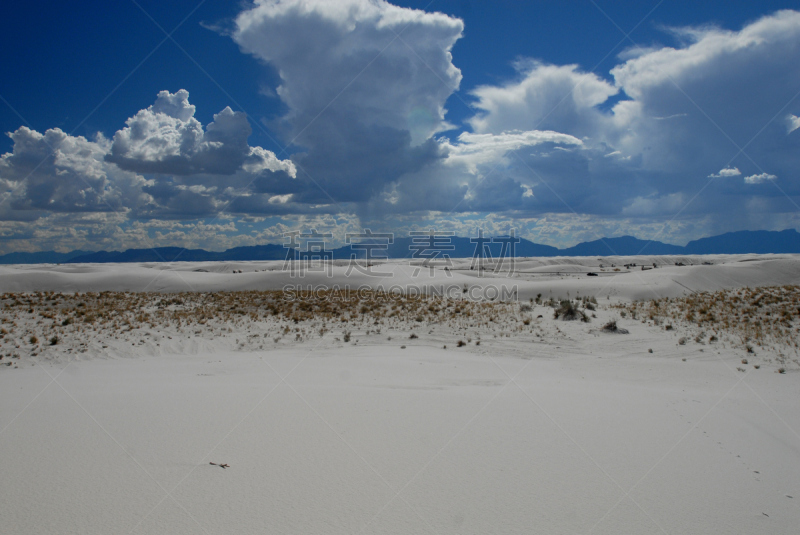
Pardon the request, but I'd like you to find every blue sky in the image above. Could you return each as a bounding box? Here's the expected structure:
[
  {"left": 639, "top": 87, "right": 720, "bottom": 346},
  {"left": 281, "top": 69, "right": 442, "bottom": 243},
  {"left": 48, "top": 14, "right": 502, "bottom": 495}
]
[{"left": 1, "top": 0, "right": 799, "bottom": 253}]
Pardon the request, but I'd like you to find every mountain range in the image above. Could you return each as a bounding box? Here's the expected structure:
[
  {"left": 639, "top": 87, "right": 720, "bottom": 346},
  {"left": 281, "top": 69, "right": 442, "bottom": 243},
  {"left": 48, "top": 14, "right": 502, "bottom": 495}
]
[{"left": 2, "top": 229, "right": 800, "bottom": 265}]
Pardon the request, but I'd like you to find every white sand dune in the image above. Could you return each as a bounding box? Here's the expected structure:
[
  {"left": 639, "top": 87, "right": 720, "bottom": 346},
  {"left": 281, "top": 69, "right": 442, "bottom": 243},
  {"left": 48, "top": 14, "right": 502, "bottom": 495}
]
[
  {"left": 1, "top": 255, "right": 799, "bottom": 534},
  {"left": 2, "top": 254, "right": 800, "bottom": 298}
]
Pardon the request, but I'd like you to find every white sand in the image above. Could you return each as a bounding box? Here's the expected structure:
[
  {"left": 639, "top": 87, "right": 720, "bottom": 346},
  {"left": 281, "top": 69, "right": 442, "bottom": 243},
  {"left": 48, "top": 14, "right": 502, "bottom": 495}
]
[
  {"left": 2, "top": 254, "right": 799, "bottom": 298},
  {"left": 1, "top": 255, "right": 799, "bottom": 533}
]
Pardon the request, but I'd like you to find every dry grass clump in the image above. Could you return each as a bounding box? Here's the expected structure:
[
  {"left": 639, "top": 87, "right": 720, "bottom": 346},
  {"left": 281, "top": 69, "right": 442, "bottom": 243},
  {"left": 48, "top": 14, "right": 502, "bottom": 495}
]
[
  {"left": 616, "top": 285, "right": 800, "bottom": 368},
  {"left": 0, "top": 289, "right": 513, "bottom": 329},
  {"left": 601, "top": 320, "right": 628, "bottom": 334},
  {"left": 0, "top": 289, "right": 533, "bottom": 361},
  {"left": 553, "top": 299, "right": 589, "bottom": 322},
  {"left": 581, "top": 295, "right": 598, "bottom": 311}
]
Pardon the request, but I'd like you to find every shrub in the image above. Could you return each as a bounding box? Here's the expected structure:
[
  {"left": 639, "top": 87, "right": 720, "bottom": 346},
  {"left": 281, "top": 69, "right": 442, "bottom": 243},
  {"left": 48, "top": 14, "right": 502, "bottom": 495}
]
[
  {"left": 554, "top": 300, "right": 588, "bottom": 322},
  {"left": 602, "top": 320, "right": 627, "bottom": 333}
]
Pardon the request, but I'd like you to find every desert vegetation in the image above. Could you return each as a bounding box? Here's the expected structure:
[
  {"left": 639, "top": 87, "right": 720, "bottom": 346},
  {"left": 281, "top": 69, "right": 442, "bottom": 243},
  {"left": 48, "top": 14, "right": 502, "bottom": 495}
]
[
  {"left": 4, "top": 285, "right": 794, "bottom": 370},
  {"left": 0, "top": 289, "right": 561, "bottom": 363},
  {"left": 616, "top": 285, "right": 800, "bottom": 369}
]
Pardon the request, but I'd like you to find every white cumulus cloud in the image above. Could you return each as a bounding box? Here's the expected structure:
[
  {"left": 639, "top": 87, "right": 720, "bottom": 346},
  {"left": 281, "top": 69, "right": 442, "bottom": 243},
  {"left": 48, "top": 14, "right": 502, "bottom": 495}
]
[
  {"left": 468, "top": 60, "right": 618, "bottom": 138},
  {"left": 0, "top": 90, "right": 299, "bottom": 221},
  {"left": 709, "top": 167, "right": 741, "bottom": 177},
  {"left": 788, "top": 114, "right": 800, "bottom": 133},
  {"left": 5, "top": 5, "right": 800, "bottom": 251},
  {"left": 442, "top": 129, "right": 583, "bottom": 172},
  {"left": 744, "top": 172, "right": 777, "bottom": 184},
  {"left": 107, "top": 89, "right": 295, "bottom": 179},
  {"left": 450, "top": 10, "right": 800, "bottom": 220},
  {"left": 231, "top": 0, "right": 464, "bottom": 202},
  {"left": 0, "top": 127, "right": 149, "bottom": 216}
]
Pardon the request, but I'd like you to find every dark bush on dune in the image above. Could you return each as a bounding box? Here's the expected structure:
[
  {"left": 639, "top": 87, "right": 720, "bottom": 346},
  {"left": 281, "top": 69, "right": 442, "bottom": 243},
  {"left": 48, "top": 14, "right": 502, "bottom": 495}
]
[
  {"left": 554, "top": 300, "right": 589, "bottom": 322},
  {"left": 602, "top": 320, "right": 628, "bottom": 334}
]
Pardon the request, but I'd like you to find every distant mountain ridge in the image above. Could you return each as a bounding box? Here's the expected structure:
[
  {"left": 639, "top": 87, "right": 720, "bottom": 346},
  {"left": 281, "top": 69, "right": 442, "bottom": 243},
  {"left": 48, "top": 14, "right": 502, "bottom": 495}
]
[
  {"left": 1, "top": 229, "right": 799, "bottom": 265},
  {"left": 0, "top": 250, "right": 93, "bottom": 265},
  {"left": 683, "top": 229, "right": 800, "bottom": 254}
]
